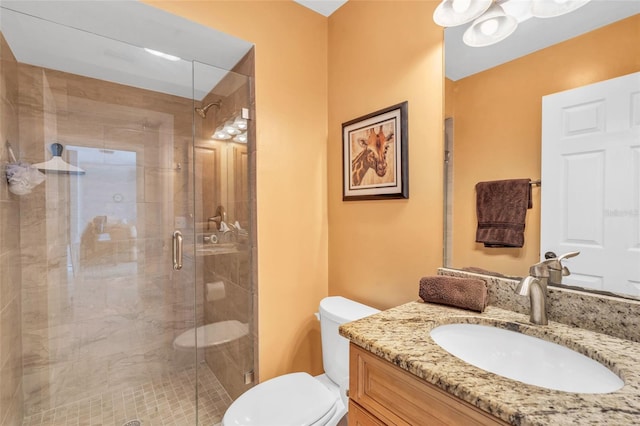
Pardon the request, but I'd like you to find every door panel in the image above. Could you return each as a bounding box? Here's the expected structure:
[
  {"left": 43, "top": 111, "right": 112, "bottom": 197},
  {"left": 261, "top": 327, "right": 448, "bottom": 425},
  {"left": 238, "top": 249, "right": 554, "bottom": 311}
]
[{"left": 541, "top": 72, "right": 640, "bottom": 296}]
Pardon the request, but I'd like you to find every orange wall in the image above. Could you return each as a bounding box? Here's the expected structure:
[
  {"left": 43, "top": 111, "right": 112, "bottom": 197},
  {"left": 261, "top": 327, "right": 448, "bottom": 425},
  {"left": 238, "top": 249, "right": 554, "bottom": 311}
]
[
  {"left": 150, "top": 0, "right": 447, "bottom": 380},
  {"left": 146, "top": 1, "right": 329, "bottom": 380},
  {"left": 449, "top": 16, "right": 640, "bottom": 277},
  {"left": 327, "top": 1, "right": 444, "bottom": 310}
]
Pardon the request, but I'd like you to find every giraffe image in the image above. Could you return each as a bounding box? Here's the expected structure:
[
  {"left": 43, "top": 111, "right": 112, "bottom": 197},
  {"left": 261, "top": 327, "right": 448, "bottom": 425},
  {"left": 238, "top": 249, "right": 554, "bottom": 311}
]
[{"left": 351, "top": 125, "right": 394, "bottom": 187}]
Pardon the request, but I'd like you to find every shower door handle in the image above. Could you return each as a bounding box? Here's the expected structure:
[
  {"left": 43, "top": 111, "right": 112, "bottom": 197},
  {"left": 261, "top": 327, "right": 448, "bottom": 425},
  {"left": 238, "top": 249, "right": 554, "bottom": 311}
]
[{"left": 172, "top": 230, "right": 183, "bottom": 270}]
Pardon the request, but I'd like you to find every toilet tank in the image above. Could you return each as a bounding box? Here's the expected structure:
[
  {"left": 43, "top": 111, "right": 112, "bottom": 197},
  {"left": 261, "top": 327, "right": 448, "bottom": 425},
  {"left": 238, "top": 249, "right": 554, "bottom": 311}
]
[{"left": 319, "top": 296, "right": 380, "bottom": 385}]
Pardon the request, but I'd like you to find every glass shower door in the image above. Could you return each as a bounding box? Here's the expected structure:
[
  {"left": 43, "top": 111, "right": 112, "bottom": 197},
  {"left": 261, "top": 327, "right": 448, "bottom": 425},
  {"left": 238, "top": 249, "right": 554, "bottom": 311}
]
[
  {"left": 2, "top": 7, "right": 199, "bottom": 424},
  {"left": 23, "top": 52, "right": 200, "bottom": 426},
  {"left": 2, "top": 3, "right": 255, "bottom": 424}
]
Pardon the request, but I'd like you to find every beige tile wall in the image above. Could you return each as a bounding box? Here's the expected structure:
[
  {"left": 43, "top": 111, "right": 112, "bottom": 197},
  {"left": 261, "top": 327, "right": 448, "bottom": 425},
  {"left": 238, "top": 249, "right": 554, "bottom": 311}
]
[
  {"left": 16, "top": 63, "right": 200, "bottom": 416},
  {"left": 0, "top": 32, "right": 24, "bottom": 426},
  {"left": 203, "top": 250, "right": 253, "bottom": 400}
]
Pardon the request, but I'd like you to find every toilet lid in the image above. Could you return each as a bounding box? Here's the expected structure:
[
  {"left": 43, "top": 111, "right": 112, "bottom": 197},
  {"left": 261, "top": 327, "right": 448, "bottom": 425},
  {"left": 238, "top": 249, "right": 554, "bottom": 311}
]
[{"left": 223, "top": 372, "right": 338, "bottom": 426}]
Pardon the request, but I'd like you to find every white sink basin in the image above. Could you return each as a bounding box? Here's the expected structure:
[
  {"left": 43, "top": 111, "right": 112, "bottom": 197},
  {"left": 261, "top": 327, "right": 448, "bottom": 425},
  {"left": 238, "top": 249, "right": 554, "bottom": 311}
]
[{"left": 430, "top": 323, "right": 624, "bottom": 393}]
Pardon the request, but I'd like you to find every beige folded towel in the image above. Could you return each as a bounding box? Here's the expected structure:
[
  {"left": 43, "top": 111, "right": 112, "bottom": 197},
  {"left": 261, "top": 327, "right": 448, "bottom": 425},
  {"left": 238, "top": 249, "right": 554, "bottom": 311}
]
[{"left": 419, "top": 276, "right": 488, "bottom": 312}]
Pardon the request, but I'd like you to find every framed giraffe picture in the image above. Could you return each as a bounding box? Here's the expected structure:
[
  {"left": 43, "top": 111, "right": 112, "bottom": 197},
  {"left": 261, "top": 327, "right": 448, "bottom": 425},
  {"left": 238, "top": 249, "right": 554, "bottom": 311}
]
[{"left": 342, "top": 101, "right": 408, "bottom": 201}]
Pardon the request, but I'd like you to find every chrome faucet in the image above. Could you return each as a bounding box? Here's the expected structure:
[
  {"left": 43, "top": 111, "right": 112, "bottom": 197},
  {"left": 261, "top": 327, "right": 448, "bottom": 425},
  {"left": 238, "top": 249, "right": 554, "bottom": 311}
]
[
  {"left": 516, "top": 262, "right": 550, "bottom": 325},
  {"left": 516, "top": 252, "right": 580, "bottom": 325}
]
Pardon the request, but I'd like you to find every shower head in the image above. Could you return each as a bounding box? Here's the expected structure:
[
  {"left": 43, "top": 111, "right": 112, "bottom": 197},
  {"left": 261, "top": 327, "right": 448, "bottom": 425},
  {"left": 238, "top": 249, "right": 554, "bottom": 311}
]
[{"left": 195, "top": 100, "right": 221, "bottom": 118}]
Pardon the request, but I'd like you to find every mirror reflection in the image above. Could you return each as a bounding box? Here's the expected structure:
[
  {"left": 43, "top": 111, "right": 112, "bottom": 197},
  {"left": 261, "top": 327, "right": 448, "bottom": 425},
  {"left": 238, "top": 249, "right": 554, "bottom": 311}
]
[{"left": 443, "top": 2, "right": 640, "bottom": 299}]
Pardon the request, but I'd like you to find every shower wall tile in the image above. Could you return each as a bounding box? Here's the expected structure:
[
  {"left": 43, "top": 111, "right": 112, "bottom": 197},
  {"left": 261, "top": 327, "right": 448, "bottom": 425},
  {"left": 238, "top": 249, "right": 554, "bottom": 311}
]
[
  {"left": 56, "top": 112, "right": 105, "bottom": 141},
  {"left": 1, "top": 294, "right": 21, "bottom": 372},
  {"left": 0, "top": 352, "right": 22, "bottom": 426},
  {"left": 203, "top": 250, "right": 253, "bottom": 400},
  {"left": 0, "top": 301, "right": 23, "bottom": 423},
  {"left": 143, "top": 167, "right": 166, "bottom": 203},
  {"left": 0, "top": 100, "right": 18, "bottom": 188},
  {"left": 143, "top": 202, "right": 163, "bottom": 230},
  {"left": 1, "top": 31, "right": 23, "bottom": 426},
  {"left": 0, "top": 44, "right": 18, "bottom": 109}
]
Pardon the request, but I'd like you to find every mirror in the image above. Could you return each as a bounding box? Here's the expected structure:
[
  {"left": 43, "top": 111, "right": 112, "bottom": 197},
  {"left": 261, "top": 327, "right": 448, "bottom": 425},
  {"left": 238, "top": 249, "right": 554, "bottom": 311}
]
[{"left": 443, "top": 1, "right": 640, "bottom": 299}]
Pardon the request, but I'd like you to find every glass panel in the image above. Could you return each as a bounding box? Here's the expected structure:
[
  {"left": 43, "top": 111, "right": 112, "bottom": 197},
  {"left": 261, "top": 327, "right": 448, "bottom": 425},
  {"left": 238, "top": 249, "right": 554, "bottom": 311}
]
[
  {"left": 1, "top": 8, "right": 201, "bottom": 425},
  {"left": 192, "top": 61, "right": 255, "bottom": 405}
]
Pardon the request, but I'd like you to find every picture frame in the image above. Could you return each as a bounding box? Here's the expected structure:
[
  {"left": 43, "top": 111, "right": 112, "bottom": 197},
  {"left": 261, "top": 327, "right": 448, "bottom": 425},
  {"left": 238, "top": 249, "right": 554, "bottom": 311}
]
[{"left": 342, "top": 101, "right": 408, "bottom": 201}]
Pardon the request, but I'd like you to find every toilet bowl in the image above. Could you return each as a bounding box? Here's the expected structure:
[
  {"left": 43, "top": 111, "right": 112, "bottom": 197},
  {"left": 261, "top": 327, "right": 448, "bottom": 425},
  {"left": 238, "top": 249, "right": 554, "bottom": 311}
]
[{"left": 222, "top": 296, "right": 379, "bottom": 426}]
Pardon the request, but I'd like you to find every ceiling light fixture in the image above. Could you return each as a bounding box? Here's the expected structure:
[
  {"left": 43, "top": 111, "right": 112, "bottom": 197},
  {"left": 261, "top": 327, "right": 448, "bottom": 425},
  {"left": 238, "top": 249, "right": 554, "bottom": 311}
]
[
  {"left": 212, "top": 126, "right": 232, "bottom": 140},
  {"left": 210, "top": 111, "right": 249, "bottom": 143},
  {"left": 223, "top": 120, "right": 241, "bottom": 136},
  {"left": 144, "top": 48, "right": 181, "bottom": 62},
  {"left": 433, "top": 0, "right": 492, "bottom": 27},
  {"left": 434, "top": 0, "right": 592, "bottom": 47},
  {"left": 463, "top": 3, "right": 518, "bottom": 47},
  {"left": 531, "top": 0, "right": 591, "bottom": 18}
]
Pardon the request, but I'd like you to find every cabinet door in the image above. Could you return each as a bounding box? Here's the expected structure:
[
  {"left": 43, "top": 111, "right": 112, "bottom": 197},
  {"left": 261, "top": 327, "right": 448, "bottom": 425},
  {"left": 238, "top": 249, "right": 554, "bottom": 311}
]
[{"left": 541, "top": 72, "right": 640, "bottom": 295}]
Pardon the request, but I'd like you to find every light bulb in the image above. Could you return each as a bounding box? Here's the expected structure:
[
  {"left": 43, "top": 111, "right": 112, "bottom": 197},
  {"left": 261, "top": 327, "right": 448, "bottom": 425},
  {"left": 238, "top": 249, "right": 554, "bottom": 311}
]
[
  {"left": 234, "top": 116, "right": 248, "bottom": 131},
  {"left": 480, "top": 18, "right": 499, "bottom": 36},
  {"left": 451, "top": 0, "right": 471, "bottom": 13},
  {"left": 212, "top": 126, "right": 231, "bottom": 140},
  {"left": 233, "top": 133, "right": 247, "bottom": 143}
]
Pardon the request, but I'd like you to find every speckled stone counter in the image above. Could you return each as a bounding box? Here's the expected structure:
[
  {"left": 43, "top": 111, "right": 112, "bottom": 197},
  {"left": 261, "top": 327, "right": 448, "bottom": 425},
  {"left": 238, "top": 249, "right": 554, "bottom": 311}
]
[{"left": 340, "top": 301, "right": 640, "bottom": 425}]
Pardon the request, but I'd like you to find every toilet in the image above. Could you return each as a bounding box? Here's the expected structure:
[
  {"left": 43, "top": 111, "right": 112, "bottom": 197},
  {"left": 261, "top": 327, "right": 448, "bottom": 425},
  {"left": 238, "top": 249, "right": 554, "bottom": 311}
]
[{"left": 222, "top": 296, "right": 380, "bottom": 426}]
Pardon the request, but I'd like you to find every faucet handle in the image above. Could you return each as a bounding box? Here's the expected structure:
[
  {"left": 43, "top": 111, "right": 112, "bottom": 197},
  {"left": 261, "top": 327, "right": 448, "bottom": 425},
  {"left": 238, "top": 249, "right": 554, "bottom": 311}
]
[
  {"left": 557, "top": 251, "right": 580, "bottom": 262},
  {"left": 529, "top": 261, "right": 550, "bottom": 278}
]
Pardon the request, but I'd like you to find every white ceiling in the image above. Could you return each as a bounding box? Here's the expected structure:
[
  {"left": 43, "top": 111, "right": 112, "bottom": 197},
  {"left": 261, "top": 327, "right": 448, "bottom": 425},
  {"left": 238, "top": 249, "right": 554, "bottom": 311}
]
[
  {"left": 0, "top": 1, "right": 254, "bottom": 100},
  {"left": 294, "top": 0, "right": 348, "bottom": 17}
]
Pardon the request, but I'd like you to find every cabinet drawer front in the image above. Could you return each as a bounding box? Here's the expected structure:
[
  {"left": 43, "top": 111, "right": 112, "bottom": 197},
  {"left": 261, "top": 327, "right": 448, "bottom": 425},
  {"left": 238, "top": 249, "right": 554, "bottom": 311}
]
[
  {"left": 349, "top": 400, "right": 386, "bottom": 426},
  {"left": 350, "top": 344, "right": 508, "bottom": 426}
]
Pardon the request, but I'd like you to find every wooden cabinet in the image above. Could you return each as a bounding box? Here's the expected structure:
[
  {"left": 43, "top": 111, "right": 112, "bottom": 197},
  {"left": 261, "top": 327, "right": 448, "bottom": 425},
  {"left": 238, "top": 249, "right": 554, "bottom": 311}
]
[{"left": 349, "top": 343, "right": 509, "bottom": 426}]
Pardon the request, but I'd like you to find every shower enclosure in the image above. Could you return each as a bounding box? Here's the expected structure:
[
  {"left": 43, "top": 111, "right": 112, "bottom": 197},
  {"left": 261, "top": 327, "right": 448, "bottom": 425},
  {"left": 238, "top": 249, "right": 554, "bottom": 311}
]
[{"left": 0, "top": 2, "right": 256, "bottom": 425}]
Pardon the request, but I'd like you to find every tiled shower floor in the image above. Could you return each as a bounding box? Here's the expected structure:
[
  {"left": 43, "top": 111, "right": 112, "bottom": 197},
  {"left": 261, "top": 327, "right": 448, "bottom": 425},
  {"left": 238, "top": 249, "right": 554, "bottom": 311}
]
[{"left": 22, "top": 363, "right": 232, "bottom": 426}]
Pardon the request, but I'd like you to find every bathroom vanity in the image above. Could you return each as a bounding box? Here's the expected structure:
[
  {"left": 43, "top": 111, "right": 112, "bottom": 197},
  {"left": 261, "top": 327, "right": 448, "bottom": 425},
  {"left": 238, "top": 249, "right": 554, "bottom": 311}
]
[
  {"left": 340, "top": 301, "right": 640, "bottom": 425},
  {"left": 349, "top": 343, "right": 507, "bottom": 425}
]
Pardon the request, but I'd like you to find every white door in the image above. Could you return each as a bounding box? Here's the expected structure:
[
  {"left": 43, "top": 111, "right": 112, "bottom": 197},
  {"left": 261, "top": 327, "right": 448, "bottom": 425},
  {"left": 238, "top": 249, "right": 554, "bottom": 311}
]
[{"left": 541, "top": 72, "right": 640, "bottom": 296}]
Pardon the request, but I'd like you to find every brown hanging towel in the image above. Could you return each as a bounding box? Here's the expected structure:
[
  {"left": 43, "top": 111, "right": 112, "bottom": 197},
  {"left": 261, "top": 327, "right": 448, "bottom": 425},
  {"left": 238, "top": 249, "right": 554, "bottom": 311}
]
[{"left": 475, "top": 178, "right": 532, "bottom": 248}]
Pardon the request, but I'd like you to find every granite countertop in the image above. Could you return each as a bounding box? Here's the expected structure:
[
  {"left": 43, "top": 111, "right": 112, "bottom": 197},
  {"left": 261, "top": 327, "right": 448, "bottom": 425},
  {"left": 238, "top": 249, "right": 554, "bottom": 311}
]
[{"left": 339, "top": 301, "right": 640, "bottom": 425}]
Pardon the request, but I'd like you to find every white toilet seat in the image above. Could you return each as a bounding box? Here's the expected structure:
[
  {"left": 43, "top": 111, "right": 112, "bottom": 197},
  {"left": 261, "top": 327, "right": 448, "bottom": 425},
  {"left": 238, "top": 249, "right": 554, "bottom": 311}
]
[{"left": 222, "top": 372, "right": 339, "bottom": 426}]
